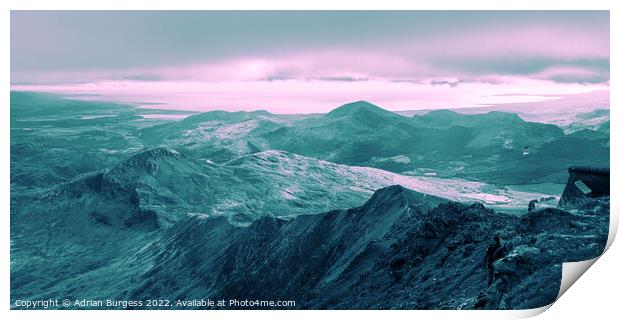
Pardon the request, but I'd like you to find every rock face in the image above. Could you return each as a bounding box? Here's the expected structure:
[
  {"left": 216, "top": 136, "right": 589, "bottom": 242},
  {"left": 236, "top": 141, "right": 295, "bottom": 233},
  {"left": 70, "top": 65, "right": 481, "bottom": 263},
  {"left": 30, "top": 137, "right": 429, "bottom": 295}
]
[
  {"left": 36, "top": 147, "right": 212, "bottom": 228},
  {"left": 121, "top": 185, "right": 608, "bottom": 310},
  {"left": 559, "top": 166, "right": 610, "bottom": 206},
  {"left": 10, "top": 179, "right": 609, "bottom": 310}
]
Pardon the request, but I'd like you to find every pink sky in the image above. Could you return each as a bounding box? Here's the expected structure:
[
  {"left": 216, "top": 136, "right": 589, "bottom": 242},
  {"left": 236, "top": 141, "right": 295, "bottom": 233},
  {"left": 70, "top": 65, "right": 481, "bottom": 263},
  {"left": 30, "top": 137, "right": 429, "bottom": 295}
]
[
  {"left": 11, "top": 78, "right": 608, "bottom": 114},
  {"left": 11, "top": 11, "right": 609, "bottom": 113}
]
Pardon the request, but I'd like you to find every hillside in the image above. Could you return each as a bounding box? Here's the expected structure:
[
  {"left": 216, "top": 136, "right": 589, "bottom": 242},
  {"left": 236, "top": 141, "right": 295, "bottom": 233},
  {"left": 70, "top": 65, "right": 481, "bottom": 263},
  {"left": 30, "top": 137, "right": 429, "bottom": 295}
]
[
  {"left": 131, "top": 100, "right": 608, "bottom": 184},
  {"left": 12, "top": 185, "right": 607, "bottom": 309},
  {"left": 13, "top": 147, "right": 559, "bottom": 232},
  {"left": 10, "top": 93, "right": 610, "bottom": 310}
]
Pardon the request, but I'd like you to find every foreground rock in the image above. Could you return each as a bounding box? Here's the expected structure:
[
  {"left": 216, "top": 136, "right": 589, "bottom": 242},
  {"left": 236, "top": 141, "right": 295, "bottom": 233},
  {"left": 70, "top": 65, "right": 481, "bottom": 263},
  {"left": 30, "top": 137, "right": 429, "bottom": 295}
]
[
  {"left": 11, "top": 182, "right": 608, "bottom": 309},
  {"left": 122, "top": 185, "right": 608, "bottom": 309}
]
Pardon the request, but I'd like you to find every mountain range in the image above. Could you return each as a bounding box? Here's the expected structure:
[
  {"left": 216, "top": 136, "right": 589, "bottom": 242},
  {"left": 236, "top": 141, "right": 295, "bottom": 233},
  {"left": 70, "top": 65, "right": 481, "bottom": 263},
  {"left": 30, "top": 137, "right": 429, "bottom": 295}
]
[
  {"left": 136, "top": 99, "right": 608, "bottom": 184},
  {"left": 14, "top": 146, "right": 558, "bottom": 232},
  {"left": 9, "top": 91, "right": 610, "bottom": 310}
]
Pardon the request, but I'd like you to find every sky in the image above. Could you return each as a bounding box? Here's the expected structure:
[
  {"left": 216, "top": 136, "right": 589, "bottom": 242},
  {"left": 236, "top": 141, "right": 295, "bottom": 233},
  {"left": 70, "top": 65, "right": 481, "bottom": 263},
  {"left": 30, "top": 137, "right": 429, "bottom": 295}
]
[{"left": 10, "top": 11, "right": 610, "bottom": 113}]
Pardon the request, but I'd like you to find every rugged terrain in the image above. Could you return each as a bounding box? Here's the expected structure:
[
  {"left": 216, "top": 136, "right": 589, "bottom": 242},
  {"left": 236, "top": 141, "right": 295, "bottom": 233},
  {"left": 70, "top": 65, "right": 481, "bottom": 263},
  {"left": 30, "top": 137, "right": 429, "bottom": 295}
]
[
  {"left": 136, "top": 99, "right": 609, "bottom": 184},
  {"left": 11, "top": 185, "right": 609, "bottom": 309},
  {"left": 10, "top": 91, "right": 610, "bottom": 309}
]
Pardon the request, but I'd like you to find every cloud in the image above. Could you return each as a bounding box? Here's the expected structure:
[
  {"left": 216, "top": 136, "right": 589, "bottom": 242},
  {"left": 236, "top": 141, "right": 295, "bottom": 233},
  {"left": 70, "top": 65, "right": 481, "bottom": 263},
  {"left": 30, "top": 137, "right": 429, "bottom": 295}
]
[
  {"left": 10, "top": 11, "right": 609, "bottom": 86},
  {"left": 530, "top": 66, "right": 610, "bottom": 84},
  {"left": 11, "top": 77, "right": 609, "bottom": 114},
  {"left": 308, "top": 76, "right": 370, "bottom": 82}
]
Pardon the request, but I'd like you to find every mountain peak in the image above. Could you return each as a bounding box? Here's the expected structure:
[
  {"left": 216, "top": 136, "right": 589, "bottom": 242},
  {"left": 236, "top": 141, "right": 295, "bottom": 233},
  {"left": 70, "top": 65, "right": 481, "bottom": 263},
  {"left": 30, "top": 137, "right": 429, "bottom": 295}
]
[
  {"left": 363, "top": 185, "right": 448, "bottom": 213},
  {"left": 325, "top": 100, "right": 391, "bottom": 118},
  {"left": 483, "top": 111, "right": 524, "bottom": 122},
  {"left": 412, "top": 109, "right": 526, "bottom": 128},
  {"left": 423, "top": 109, "right": 460, "bottom": 117},
  {"left": 128, "top": 147, "right": 182, "bottom": 162},
  {"left": 108, "top": 147, "right": 184, "bottom": 177}
]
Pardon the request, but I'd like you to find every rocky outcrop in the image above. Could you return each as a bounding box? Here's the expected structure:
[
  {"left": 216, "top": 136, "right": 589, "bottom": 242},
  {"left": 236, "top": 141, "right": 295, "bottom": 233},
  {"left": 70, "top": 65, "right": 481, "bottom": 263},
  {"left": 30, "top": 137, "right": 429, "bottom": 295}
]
[
  {"left": 11, "top": 177, "right": 609, "bottom": 309},
  {"left": 559, "top": 166, "right": 610, "bottom": 207},
  {"left": 123, "top": 184, "right": 608, "bottom": 310}
]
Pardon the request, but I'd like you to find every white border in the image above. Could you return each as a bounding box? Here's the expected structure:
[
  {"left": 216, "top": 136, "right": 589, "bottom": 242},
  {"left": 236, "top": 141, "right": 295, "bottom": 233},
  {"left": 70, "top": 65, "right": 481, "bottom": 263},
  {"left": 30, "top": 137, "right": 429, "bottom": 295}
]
[{"left": 2, "top": 1, "right": 617, "bottom": 319}]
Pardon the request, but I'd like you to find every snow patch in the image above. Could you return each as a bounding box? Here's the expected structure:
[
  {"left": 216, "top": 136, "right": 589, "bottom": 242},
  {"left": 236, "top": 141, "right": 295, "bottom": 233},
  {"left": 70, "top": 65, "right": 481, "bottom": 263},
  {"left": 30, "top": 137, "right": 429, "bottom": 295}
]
[
  {"left": 375, "top": 155, "right": 412, "bottom": 164},
  {"left": 214, "top": 120, "right": 260, "bottom": 140}
]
